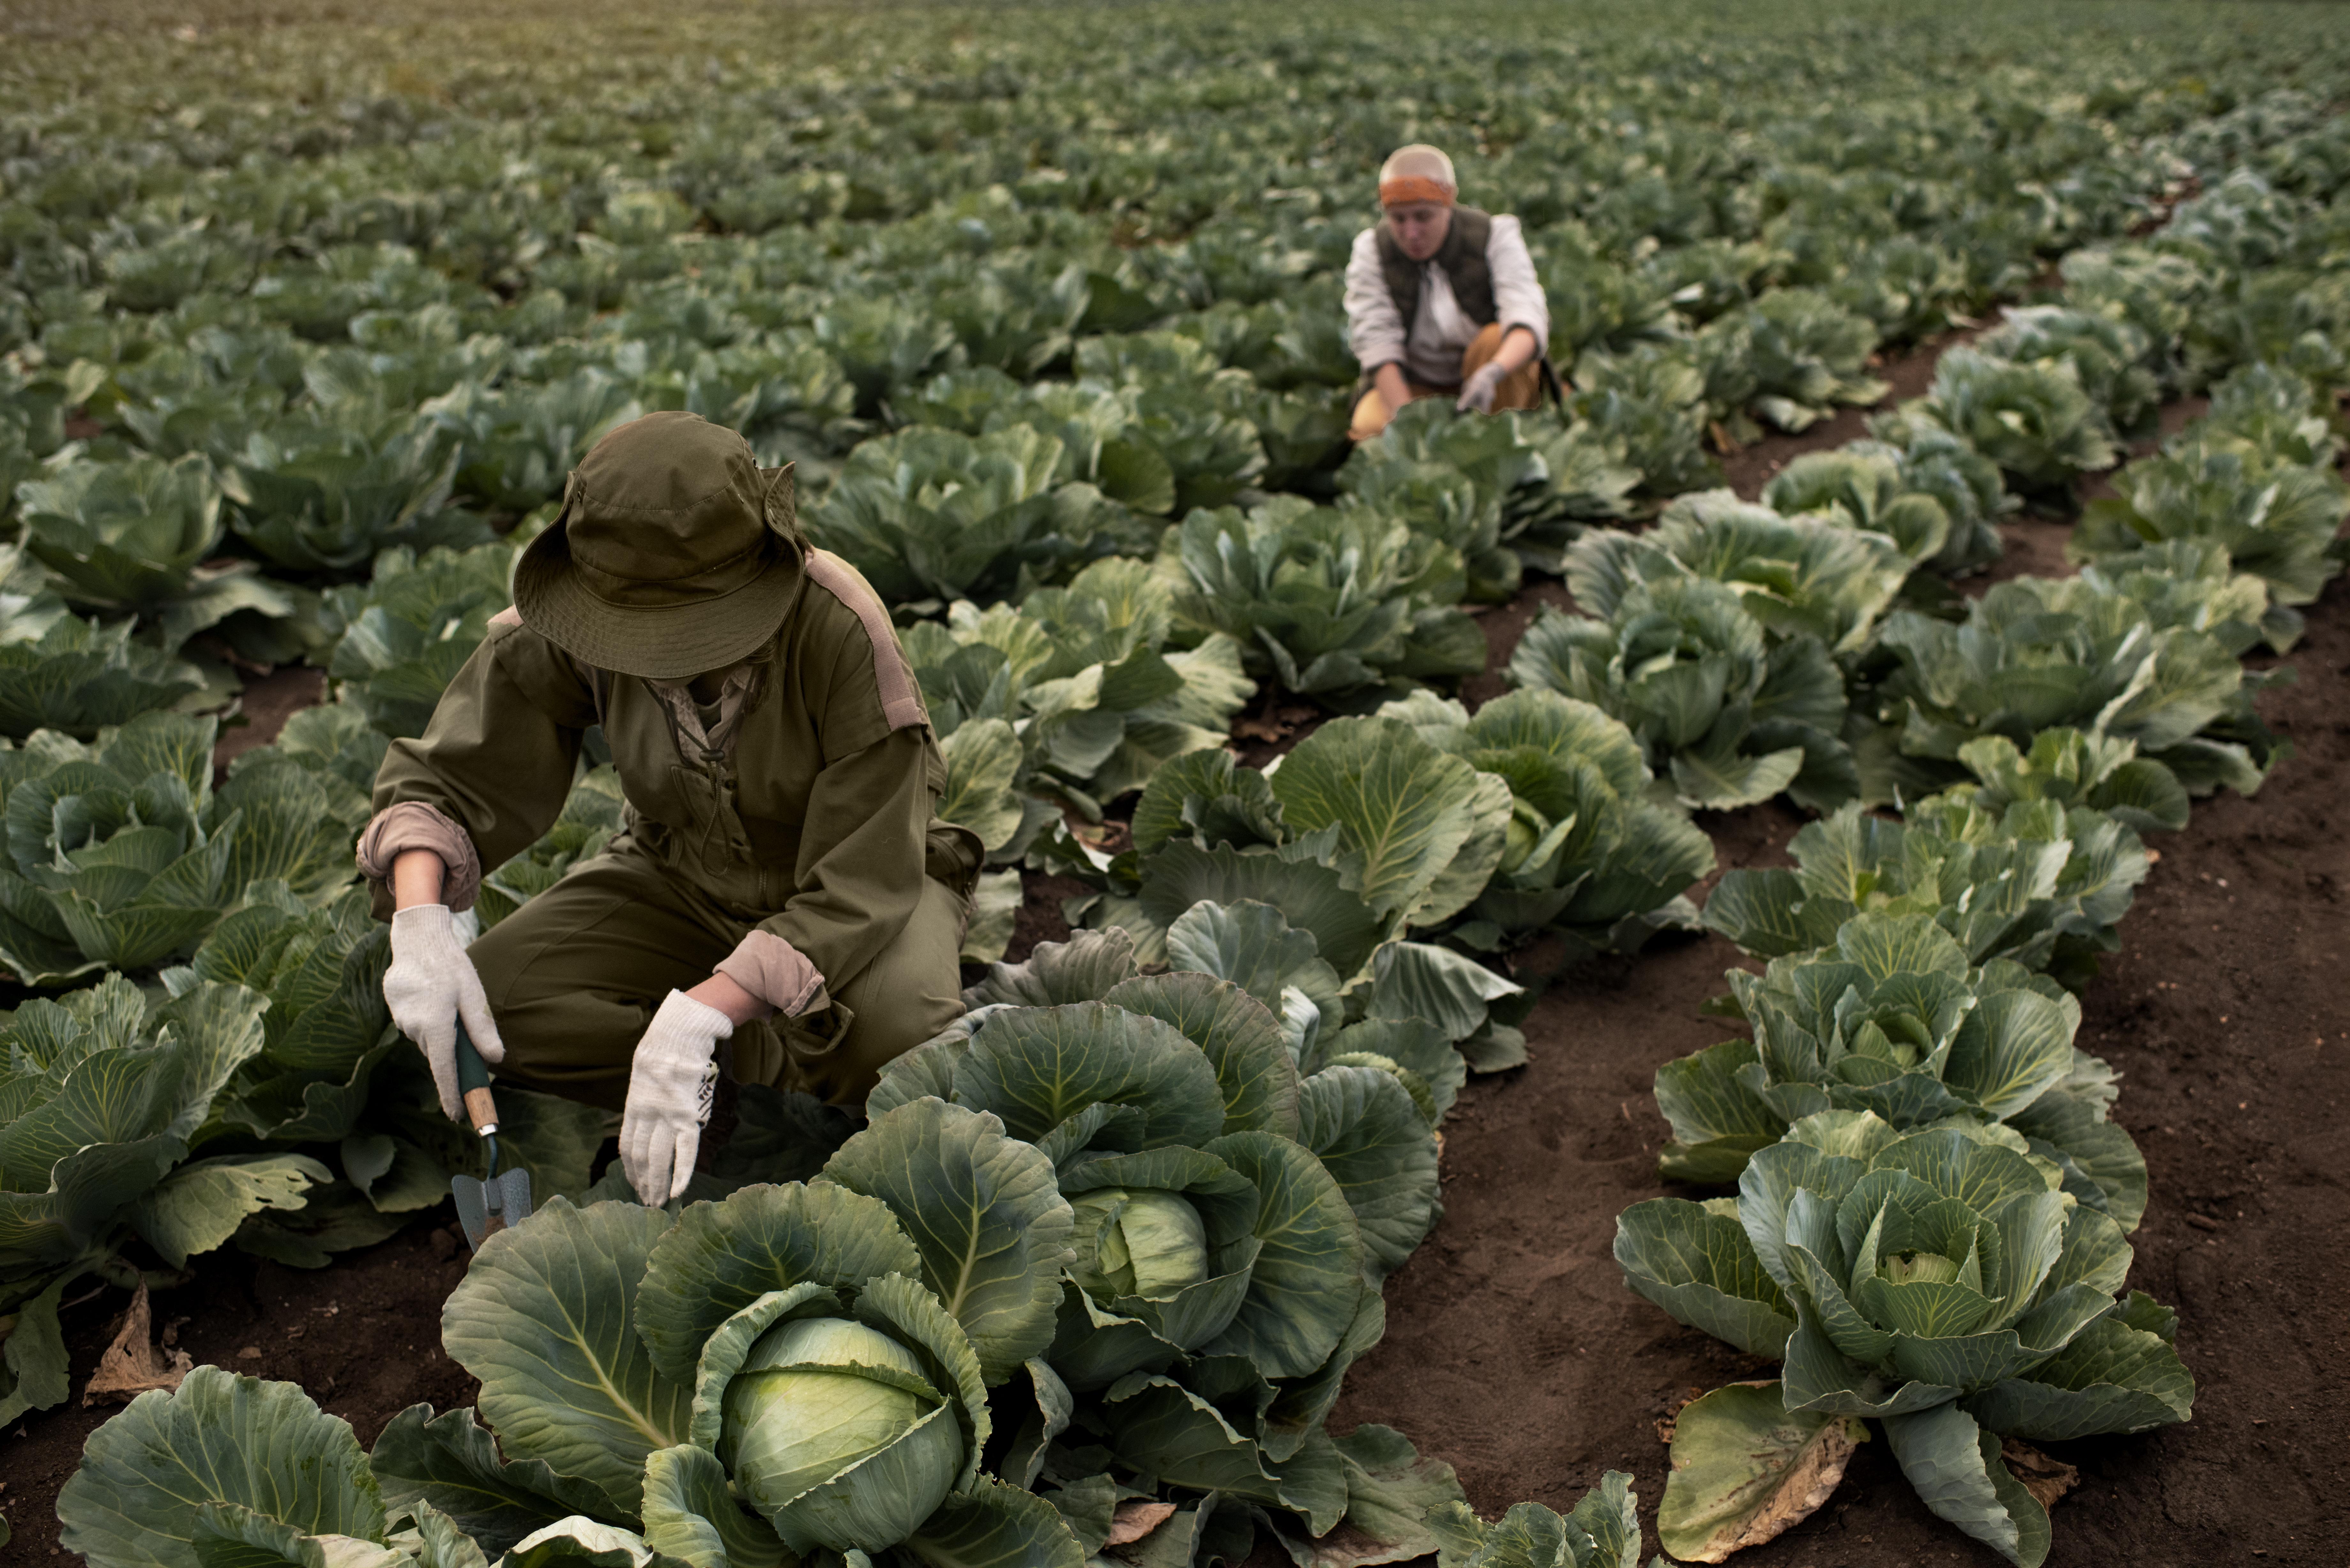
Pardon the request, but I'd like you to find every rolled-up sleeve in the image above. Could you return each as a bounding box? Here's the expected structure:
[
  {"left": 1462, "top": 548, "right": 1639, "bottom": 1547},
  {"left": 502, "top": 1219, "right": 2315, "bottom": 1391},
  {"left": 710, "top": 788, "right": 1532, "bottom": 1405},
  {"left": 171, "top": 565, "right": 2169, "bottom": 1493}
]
[
  {"left": 1487, "top": 215, "right": 1551, "bottom": 349},
  {"left": 355, "top": 802, "right": 484, "bottom": 910},
  {"left": 1343, "top": 228, "right": 1408, "bottom": 374}
]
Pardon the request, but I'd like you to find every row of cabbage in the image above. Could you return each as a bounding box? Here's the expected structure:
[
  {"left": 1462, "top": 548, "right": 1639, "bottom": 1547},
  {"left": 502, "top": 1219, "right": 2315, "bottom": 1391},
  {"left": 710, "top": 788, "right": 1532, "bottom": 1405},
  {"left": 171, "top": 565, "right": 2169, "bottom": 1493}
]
[{"left": 1594, "top": 200, "right": 2350, "bottom": 1566}]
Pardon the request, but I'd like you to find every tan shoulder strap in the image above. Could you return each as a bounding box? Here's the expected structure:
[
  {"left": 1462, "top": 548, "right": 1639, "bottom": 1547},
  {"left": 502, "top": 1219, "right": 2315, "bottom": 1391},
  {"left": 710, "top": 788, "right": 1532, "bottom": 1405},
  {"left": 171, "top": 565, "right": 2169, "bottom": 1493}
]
[{"left": 803, "top": 550, "right": 927, "bottom": 731}]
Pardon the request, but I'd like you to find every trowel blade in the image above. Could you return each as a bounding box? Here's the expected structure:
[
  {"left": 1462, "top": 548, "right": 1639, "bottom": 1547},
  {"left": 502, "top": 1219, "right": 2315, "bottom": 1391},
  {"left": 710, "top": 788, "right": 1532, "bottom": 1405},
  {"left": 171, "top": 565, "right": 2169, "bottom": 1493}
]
[
  {"left": 492, "top": 1166, "right": 535, "bottom": 1227},
  {"left": 452, "top": 1165, "right": 534, "bottom": 1252},
  {"left": 451, "top": 1175, "right": 494, "bottom": 1251}
]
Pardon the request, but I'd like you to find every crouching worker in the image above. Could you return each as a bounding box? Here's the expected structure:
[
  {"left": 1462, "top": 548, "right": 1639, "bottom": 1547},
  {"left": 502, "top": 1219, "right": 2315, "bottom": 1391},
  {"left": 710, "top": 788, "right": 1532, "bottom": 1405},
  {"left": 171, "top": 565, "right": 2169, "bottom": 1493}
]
[
  {"left": 359, "top": 411, "right": 979, "bottom": 1206},
  {"left": 1344, "top": 143, "right": 1556, "bottom": 441}
]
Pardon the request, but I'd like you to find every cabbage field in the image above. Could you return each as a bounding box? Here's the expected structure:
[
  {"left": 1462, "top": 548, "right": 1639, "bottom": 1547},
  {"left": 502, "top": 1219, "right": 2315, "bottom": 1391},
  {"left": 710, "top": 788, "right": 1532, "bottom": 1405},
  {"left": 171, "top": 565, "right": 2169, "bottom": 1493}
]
[{"left": 4, "top": 0, "right": 2349, "bottom": 1563}]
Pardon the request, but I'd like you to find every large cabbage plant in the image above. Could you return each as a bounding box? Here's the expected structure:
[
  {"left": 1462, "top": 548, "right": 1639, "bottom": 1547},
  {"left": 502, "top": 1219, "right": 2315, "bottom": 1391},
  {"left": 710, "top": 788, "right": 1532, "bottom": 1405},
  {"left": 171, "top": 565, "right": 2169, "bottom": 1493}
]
[
  {"left": 2071, "top": 432, "right": 2347, "bottom": 612},
  {"left": 1336, "top": 399, "right": 1638, "bottom": 591},
  {"left": 0, "top": 702, "right": 383, "bottom": 985},
  {"left": 1507, "top": 578, "right": 1855, "bottom": 812},
  {"left": 2197, "top": 360, "right": 2343, "bottom": 471},
  {"left": 936, "top": 924, "right": 1460, "bottom": 1275},
  {"left": 644, "top": 337, "right": 861, "bottom": 471},
  {"left": 1929, "top": 725, "right": 2190, "bottom": 834},
  {"left": 1375, "top": 689, "right": 1715, "bottom": 957},
  {"left": 12, "top": 451, "right": 302, "bottom": 648},
  {"left": 1565, "top": 490, "right": 1913, "bottom": 655},
  {"left": 1977, "top": 305, "right": 2161, "bottom": 441},
  {"left": 423, "top": 367, "right": 645, "bottom": 513},
  {"left": 1649, "top": 912, "right": 2146, "bottom": 1229},
  {"left": 1162, "top": 496, "right": 1484, "bottom": 697},
  {"left": 1703, "top": 798, "right": 2150, "bottom": 985},
  {"left": 809, "top": 424, "right": 1146, "bottom": 606},
  {"left": 320, "top": 539, "right": 519, "bottom": 739},
  {"left": 0, "top": 612, "right": 206, "bottom": 743},
  {"left": 1870, "top": 572, "right": 2285, "bottom": 804},
  {"left": 1083, "top": 741, "right": 1535, "bottom": 1075},
  {"left": 937, "top": 373, "right": 1186, "bottom": 516},
  {"left": 0, "top": 974, "right": 331, "bottom": 1427},
  {"left": 218, "top": 407, "right": 484, "bottom": 574},
  {"left": 0, "top": 715, "right": 242, "bottom": 982},
  {"left": 904, "top": 555, "right": 1256, "bottom": 837},
  {"left": 1698, "top": 287, "right": 1888, "bottom": 435},
  {"left": 1880, "top": 348, "right": 2118, "bottom": 494},
  {"left": 1085, "top": 722, "right": 1512, "bottom": 977},
  {"left": 1069, "top": 330, "right": 1270, "bottom": 514},
  {"left": 1617, "top": 1115, "right": 2193, "bottom": 1567},
  {"left": 1761, "top": 429, "right": 2010, "bottom": 576}
]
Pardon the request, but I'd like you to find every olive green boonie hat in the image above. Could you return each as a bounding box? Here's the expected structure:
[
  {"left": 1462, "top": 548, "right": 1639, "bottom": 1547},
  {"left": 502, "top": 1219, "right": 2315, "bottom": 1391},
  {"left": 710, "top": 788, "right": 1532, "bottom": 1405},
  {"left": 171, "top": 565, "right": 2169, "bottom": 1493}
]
[{"left": 513, "top": 411, "right": 803, "bottom": 680}]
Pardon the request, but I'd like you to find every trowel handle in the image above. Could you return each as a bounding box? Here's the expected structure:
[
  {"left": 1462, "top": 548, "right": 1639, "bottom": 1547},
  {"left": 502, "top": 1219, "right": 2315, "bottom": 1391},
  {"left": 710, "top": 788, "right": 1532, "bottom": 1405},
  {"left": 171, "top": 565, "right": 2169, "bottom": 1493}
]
[{"left": 455, "top": 1019, "right": 500, "bottom": 1135}]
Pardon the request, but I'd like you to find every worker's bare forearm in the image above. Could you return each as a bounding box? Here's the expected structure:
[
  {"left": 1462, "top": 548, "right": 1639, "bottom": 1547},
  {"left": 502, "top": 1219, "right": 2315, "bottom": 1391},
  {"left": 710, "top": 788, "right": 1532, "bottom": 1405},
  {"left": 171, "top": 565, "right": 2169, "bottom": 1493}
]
[
  {"left": 391, "top": 848, "right": 447, "bottom": 910},
  {"left": 684, "top": 971, "right": 774, "bottom": 1027},
  {"left": 1493, "top": 325, "right": 1541, "bottom": 374},
  {"left": 1373, "top": 362, "right": 1414, "bottom": 411}
]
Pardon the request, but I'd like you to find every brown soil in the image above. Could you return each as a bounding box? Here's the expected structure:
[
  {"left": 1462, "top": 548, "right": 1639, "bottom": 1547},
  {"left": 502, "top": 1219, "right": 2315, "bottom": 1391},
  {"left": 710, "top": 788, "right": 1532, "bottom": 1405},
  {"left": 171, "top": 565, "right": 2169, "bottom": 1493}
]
[
  {"left": 2, "top": 1226, "right": 482, "bottom": 1558},
  {"left": 210, "top": 664, "right": 328, "bottom": 779},
  {"left": 1715, "top": 325, "right": 1981, "bottom": 501},
  {"left": 6, "top": 398, "right": 2344, "bottom": 1568},
  {"left": 1461, "top": 582, "right": 1574, "bottom": 709}
]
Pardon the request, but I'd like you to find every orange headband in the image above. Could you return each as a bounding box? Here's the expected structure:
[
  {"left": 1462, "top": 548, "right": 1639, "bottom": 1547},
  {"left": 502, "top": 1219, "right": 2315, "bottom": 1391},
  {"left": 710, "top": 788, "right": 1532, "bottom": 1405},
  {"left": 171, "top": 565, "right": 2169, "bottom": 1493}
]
[{"left": 1379, "top": 176, "right": 1455, "bottom": 209}]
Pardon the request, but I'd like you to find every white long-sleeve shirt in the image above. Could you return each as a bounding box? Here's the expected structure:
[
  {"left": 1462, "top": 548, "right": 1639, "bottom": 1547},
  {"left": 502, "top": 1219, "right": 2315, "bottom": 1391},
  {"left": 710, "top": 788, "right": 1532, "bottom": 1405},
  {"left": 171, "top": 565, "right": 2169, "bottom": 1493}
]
[{"left": 1343, "top": 213, "right": 1550, "bottom": 386}]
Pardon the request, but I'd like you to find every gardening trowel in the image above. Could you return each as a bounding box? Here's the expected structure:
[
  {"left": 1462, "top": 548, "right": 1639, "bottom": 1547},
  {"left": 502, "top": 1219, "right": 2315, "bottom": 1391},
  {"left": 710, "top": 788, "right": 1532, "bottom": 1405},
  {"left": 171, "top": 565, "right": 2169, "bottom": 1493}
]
[{"left": 449, "top": 1019, "right": 534, "bottom": 1251}]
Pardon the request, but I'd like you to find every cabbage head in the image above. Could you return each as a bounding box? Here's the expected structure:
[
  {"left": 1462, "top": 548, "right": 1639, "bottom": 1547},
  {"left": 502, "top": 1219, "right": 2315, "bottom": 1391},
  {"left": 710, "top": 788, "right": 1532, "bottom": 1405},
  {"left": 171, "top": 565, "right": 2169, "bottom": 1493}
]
[
  {"left": 1884, "top": 348, "right": 2118, "bottom": 493},
  {"left": 2071, "top": 432, "right": 2347, "bottom": 608},
  {"left": 1164, "top": 496, "right": 1482, "bottom": 695},
  {"left": 1073, "top": 1188, "right": 1209, "bottom": 1299},
  {"left": 428, "top": 1175, "right": 1083, "bottom": 1563},
  {"left": 718, "top": 1312, "right": 963, "bottom": 1550},
  {"left": 14, "top": 452, "right": 225, "bottom": 614},
  {"left": 1873, "top": 573, "right": 2282, "bottom": 802},
  {"left": 1762, "top": 434, "right": 2007, "bottom": 575},
  {"left": 0, "top": 612, "right": 204, "bottom": 743},
  {"left": 1375, "top": 688, "right": 1714, "bottom": 953},
  {"left": 1057, "top": 1147, "right": 1265, "bottom": 1351},
  {"left": 1566, "top": 489, "right": 1912, "bottom": 654}
]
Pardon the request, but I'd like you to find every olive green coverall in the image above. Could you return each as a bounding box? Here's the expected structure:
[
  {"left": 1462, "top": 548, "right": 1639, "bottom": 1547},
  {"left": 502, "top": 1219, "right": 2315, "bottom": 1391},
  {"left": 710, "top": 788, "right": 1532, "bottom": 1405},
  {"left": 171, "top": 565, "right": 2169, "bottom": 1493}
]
[{"left": 359, "top": 551, "right": 979, "bottom": 1111}]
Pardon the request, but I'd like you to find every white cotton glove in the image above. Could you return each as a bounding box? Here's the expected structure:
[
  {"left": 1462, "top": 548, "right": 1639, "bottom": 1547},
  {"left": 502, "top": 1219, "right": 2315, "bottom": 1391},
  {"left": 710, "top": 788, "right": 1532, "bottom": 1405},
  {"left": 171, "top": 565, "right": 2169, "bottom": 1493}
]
[
  {"left": 383, "top": 904, "right": 505, "bottom": 1122},
  {"left": 1456, "top": 361, "right": 1509, "bottom": 414},
  {"left": 620, "top": 991, "right": 731, "bottom": 1206}
]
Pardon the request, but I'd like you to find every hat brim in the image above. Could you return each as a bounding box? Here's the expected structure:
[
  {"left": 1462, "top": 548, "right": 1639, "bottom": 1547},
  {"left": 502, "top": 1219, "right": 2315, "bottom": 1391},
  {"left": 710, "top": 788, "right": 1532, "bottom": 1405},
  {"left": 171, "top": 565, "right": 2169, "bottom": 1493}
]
[{"left": 511, "top": 519, "right": 805, "bottom": 680}]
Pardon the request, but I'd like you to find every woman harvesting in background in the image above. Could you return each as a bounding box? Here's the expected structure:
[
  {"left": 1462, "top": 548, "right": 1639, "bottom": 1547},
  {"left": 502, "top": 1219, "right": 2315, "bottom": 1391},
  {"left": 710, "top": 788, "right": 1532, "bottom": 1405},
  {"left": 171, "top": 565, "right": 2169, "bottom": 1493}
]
[{"left": 1343, "top": 143, "right": 1558, "bottom": 440}]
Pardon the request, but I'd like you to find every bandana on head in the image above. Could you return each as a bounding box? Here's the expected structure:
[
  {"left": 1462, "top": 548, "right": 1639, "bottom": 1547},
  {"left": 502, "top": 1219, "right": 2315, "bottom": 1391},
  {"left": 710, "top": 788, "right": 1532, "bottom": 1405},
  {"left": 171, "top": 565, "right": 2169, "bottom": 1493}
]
[
  {"left": 1379, "top": 175, "right": 1455, "bottom": 208},
  {"left": 1378, "top": 144, "right": 1457, "bottom": 209}
]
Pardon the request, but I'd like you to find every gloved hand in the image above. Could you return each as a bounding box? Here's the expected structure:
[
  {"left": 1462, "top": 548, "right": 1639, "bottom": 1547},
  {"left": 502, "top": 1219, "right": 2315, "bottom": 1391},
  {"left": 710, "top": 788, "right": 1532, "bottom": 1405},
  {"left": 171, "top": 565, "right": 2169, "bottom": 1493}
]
[
  {"left": 383, "top": 904, "right": 505, "bottom": 1122},
  {"left": 620, "top": 990, "right": 732, "bottom": 1205},
  {"left": 1456, "top": 361, "right": 1509, "bottom": 414}
]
